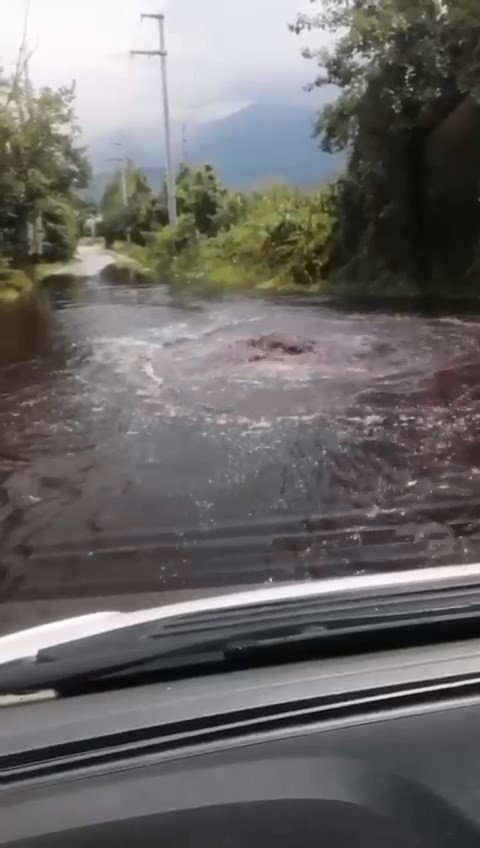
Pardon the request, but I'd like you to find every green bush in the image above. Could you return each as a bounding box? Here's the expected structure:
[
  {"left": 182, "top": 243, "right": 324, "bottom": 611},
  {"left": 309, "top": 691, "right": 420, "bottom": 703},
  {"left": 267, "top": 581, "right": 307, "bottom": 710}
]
[
  {"left": 149, "top": 184, "right": 334, "bottom": 289},
  {"left": 259, "top": 187, "right": 334, "bottom": 286},
  {"left": 41, "top": 197, "right": 80, "bottom": 261},
  {"left": 176, "top": 164, "right": 230, "bottom": 237},
  {"left": 0, "top": 266, "right": 34, "bottom": 303},
  {"left": 147, "top": 214, "right": 199, "bottom": 277},
  {"left": 113, "top": 173, "right": 336, "bottom": 292}
]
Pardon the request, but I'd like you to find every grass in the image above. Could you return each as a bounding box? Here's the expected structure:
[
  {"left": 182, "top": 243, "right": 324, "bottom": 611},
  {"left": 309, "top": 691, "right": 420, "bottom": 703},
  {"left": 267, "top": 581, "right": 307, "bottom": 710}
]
[
  {"left": 112, "top": 242, "right": 154, "bottom": 276},
  {"left": 113, "top": 240, "right": 326, "bottom": 296},
  {"left": 113, "top": 239, "right": 327, "bottom": 294},
  {"left": 32, "top": 262, "right": 66, "bottom": 283},
  {"left": 0, "top": 267, "right": 34, "bottom": 303},
  {"left": 0, "top": 259, "right": 78, "bottom": 304},
  {"left": 112, "top": 186, "right": 335, "bottom": 294}
]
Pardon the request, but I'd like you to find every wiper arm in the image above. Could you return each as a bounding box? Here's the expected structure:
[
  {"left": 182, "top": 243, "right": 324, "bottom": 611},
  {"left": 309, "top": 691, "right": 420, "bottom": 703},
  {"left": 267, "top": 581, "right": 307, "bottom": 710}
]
[
  {"left": 4, "top": 564, "right": 480, "bottom": 697},
  {"left": 4, "top": 604, "right": 480, "bottom": 697},
  {"left": 0, "top": 618, "right": 321, "bottom": 696}
]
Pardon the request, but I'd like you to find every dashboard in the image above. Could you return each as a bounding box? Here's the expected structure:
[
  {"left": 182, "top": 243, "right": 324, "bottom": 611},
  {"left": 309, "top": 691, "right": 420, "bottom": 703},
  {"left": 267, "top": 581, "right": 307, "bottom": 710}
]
[{"left": 2, "top": 637, "right": 480, "bottom": 846}]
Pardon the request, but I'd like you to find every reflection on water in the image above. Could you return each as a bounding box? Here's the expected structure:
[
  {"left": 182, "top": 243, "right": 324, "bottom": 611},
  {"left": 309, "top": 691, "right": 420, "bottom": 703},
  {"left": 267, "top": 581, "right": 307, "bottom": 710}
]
[
  {"left": 0, "top": 291, "right": 54, "bottom": 368},
  {"left": 2, "top": 269, "right": 480, "bottom": 632}
]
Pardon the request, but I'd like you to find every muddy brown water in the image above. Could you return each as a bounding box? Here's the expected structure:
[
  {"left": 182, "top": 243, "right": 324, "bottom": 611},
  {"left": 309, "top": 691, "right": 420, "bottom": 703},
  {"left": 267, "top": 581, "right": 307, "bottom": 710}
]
[{"left": 2, "top": 256, "right": 480, "bottom": 633}]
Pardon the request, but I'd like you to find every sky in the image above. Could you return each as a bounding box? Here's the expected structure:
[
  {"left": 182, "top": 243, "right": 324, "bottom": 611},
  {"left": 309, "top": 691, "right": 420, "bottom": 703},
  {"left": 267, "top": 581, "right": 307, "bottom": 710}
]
[{"left": 0, "top": 0, "right": 319, "bottom": 143}]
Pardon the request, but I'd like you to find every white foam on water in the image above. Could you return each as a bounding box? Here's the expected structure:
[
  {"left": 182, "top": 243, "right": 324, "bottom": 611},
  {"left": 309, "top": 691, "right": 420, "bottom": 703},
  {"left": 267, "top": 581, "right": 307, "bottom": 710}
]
[
  {"left": 141, "top": 360, "right": 164, "bottom": 387},
  {"left": 364, "top": 414, "right": 384, "bottom": 426},
  {"left": 438, "top": 317, "right": 480, "bottom": 328}
]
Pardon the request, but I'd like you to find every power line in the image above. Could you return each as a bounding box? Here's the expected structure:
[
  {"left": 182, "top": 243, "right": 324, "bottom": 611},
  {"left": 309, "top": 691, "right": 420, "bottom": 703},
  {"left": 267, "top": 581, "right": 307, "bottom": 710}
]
[{"left": 131, "top": 13, "right": 177, "bottom": 226}]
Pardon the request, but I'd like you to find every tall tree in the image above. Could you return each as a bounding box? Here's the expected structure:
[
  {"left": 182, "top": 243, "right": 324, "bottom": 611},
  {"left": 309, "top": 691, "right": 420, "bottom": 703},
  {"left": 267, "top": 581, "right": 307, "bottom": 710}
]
[
  {"left": 176, "top": 164, "right": 228, "bottom": 237},
  {"left": 0, "top": 41, "right": 90, "bottom": 261},
  {"left": 100, "top": 161, "right": 151, "bottom": 215},
  {"left": 292, "top": 0, "right": 480, "bottom": 290},
  {"left": 99, "top": 163, "right": 168, "bottom": 247}
]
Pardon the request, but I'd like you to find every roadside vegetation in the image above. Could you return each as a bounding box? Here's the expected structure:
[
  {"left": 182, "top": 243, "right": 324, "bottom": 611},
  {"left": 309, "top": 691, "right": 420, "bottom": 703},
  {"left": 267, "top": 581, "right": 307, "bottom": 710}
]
[
  {"left": 106, "top": 0, "right": 480, "bottom": 298},
  {"left": 3, "top": 0, "right": 480, "bottom": 301},
  {"left": 107, "top": 172, "right": 334, "bottom": 291},
  {"left": 0, "top": 35, "right": 90, "bottom": 302},
  {"left": 293, "top": 0, "right": 480, "bottom": 296}
]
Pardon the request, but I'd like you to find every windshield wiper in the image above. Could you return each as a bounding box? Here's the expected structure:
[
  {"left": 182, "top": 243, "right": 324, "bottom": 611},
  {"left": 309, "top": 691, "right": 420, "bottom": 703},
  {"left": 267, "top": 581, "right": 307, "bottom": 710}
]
[
  {"left": 3, "top": 563, "right": 480, "bottom": 697},
  {"left": 4, "top": 607, "right": 480, "bottom": 698}
]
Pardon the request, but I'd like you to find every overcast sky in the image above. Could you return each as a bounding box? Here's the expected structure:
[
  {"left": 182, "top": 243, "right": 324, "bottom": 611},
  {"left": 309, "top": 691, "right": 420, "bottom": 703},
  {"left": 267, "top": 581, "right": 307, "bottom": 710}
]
[{"left": 0, "top": 0, "right": 319, "bottom": 141}]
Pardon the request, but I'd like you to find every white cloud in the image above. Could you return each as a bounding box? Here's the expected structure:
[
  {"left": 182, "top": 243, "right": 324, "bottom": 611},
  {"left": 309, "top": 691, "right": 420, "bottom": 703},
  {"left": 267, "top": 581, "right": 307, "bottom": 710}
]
[{"left": 0, "top": 0, "right": 319, "bottom": 139}]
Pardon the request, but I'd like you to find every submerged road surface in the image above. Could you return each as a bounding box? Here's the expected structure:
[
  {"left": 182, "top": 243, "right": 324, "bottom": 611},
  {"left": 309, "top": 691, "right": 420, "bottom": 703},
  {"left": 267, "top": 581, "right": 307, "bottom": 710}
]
[{"left": 2, "top": 246, "right": 480, "bottom": 631}]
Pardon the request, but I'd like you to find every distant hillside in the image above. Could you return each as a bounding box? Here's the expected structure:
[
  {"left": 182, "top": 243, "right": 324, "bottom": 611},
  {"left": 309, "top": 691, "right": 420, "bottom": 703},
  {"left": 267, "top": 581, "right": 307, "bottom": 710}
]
[
  {"left": 189, "top": 99, "right": 342, "bottom": 188},
  {"left": 86, "top": 98, "right": 343, "bottom": 201}
]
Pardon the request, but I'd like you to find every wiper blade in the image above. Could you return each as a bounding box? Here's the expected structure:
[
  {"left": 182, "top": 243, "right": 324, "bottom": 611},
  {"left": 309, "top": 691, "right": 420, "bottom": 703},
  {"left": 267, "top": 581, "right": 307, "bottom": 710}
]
[
  {"left": 226, "top": 610, "right": 480, "bottom": 664},
  {"left": 4, "top": 605, "right": 480, "bottom": 697},
  {"left": 3, "top": 563, "right": 480, "bottom": 697}
]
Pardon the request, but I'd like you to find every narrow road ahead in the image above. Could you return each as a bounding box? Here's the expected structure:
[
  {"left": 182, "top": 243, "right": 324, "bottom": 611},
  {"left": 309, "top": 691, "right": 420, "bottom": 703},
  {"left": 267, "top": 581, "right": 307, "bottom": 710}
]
[{"left": 55, "top": 243, "right": 125, "bottom": 278}]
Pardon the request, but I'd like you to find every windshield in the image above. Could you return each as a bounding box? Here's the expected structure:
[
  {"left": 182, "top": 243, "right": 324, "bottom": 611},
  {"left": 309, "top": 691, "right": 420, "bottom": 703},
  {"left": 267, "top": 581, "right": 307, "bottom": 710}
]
[{"left": 1, "top": 0, "right": 480, "bottom": 641}]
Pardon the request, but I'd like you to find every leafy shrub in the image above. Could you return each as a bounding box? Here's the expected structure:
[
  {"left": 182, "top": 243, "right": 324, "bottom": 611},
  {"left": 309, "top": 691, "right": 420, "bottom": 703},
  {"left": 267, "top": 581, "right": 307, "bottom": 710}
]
[
  {"left": 259, "top": 187, "right": 334, "bottom": 285},
  {"left": 41, "top": 197, "right": 79, "bottom": 261},
  {"left": 138, "top": 183, "right": 335, "bottom": 290},
  {"left": 148, "top": 214, "right": 199, "bottom": 277},
  {"left": 176, "top": 164, "right": 229, "bottom": 237}
]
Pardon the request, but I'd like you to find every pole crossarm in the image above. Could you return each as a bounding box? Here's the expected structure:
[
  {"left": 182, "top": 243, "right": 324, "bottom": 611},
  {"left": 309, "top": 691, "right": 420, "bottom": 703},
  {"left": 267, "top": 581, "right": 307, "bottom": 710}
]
[{"left": 131, "top": 50, "right": 166, "bottom": 57}]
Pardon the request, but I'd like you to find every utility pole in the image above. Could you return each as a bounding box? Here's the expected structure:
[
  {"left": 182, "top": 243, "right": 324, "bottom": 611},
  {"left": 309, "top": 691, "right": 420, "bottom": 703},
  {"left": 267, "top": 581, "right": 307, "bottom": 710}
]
[{"left": 131, "top": 13, "right": 177, "bottom": 226}]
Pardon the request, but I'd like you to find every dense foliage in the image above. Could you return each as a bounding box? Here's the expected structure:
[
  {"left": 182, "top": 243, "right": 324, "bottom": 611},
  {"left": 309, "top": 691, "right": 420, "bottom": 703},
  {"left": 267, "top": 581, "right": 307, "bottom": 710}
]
[
  {"left": 116, "top": 1, "right": 480, "bottom": 295},
  {"left": 0, "top": 45, "right": 90, "bottom": 265},
  {"left": 116, "top": 169, "right": 333, "bottom": 290},
  {"left": 100, "top": 162, "right": 246, "bottom": 248},
  {"left": 181, "top": 184, "right": 334, "bottom": 289},
  {"left": 5, "top": 0, "right": 477, "bottom": 296},
  {"left": 99, "top": 162, "right": 168, "bottom": 247},
  {"left": 291, "top": 0, "right": 480, "bottom": 292}
]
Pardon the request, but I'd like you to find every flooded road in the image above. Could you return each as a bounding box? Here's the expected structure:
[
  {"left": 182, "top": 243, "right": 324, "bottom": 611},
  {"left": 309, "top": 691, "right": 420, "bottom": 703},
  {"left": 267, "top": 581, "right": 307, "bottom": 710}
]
[{"left": 2, "top": 247, "right": 480, "bottom": 632}]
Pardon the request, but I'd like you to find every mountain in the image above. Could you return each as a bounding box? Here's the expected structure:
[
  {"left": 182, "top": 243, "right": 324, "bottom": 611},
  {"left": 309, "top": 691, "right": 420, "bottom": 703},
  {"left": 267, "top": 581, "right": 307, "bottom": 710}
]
[
  {"left": 86, "top": 96, "right": 343, "bottom": 201},
  {"left": 189, "top": 99, "right": 341, "bottom": 188}
]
